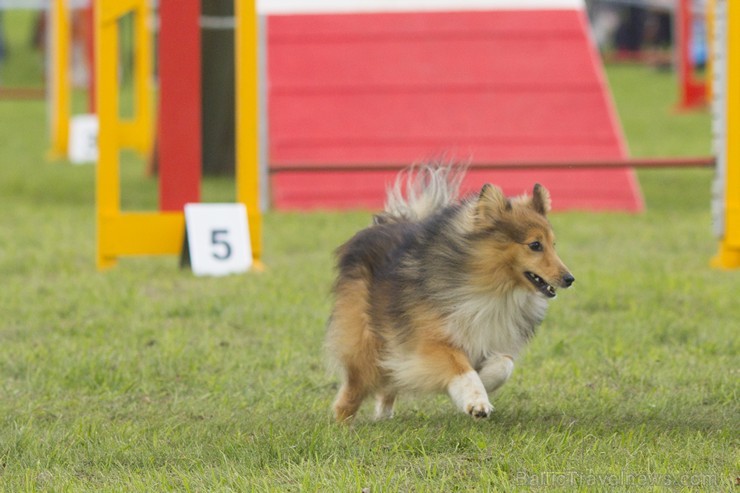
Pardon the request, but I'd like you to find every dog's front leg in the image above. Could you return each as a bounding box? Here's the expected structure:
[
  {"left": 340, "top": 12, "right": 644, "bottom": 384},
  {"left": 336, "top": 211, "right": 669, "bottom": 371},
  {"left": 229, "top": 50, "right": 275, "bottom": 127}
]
[
  {"left": 424, "top": 344, "right": 493, "bottom": 419},
  {"left": 395, "top": 341, "right": 493, "bottom": 419},
  {"left": 448, "top": 370, "right": 493, "bottom": 419},
  {"left": 477, "top": 354, "right": 514, "bottom": 393}
]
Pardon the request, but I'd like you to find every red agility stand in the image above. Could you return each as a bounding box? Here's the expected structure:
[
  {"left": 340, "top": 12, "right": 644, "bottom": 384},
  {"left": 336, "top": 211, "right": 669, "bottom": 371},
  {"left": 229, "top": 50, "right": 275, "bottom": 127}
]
[
  {"left": 158, "top": 0, "right": 202, "bottom": 211},
  {"left": 84, "top": 2, "right": 96, "bottom": 113},
  {"left": 677, "top": 0, "right": 707, "bottom": 110}
]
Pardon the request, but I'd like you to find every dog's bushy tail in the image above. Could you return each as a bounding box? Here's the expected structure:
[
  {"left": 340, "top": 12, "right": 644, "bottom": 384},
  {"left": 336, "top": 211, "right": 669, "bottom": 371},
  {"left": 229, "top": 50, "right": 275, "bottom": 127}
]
[{"left": 380, "top": 164, "right": 466, "bottom": 223}]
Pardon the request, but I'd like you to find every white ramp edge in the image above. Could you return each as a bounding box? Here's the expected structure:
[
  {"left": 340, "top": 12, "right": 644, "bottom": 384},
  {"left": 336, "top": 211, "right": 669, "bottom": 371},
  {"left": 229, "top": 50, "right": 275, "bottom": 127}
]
[{"left": 258, "top": 0, "right": 584, "bottom": 15}]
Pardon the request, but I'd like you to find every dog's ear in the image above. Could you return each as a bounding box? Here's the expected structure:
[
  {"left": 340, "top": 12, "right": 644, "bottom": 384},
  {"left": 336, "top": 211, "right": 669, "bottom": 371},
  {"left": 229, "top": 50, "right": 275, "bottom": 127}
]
[
  {"left": 531, "top": 183, "right": 551, "bottom": 215},
  {"left": 476, "top": 183, "right": 510, "bottom": 220}
]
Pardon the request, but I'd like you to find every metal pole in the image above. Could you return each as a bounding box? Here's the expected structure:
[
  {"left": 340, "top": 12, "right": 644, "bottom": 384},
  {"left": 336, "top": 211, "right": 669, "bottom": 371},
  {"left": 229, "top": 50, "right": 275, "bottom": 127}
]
[{"left": 269, "top": 156, "right": 716, "bottom": 174}]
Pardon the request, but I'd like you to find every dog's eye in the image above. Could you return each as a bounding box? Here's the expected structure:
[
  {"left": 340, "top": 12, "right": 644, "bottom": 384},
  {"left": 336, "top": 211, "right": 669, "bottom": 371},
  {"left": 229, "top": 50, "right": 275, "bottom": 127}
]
[{"left": 528, "top": 241, "right": 543, "bottom": 252}]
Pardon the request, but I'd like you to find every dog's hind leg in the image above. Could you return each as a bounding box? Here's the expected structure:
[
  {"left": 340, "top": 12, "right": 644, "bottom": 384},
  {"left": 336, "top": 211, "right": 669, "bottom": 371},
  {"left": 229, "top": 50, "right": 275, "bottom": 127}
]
[
  {"left": 333, "top": 366, "right": 372, "bottom": 423},
  {"left": 374, "top": 391, "right": 397, "bottom": 420},
  {"left": 328, "top": 277, "right": 381, "bottom": 423},
  {"left": 330, "top": 330, "right": 383, "bottom": 423},
  {"left": 478, "top": 354, "right": 514, "bottom": 393}
]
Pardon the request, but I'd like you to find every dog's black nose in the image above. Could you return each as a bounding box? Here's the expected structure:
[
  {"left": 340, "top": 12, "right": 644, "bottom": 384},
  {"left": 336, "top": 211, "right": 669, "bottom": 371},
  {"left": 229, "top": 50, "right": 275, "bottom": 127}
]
[{"left": 562, "top": 273, "right": 575, "bottom": 287}]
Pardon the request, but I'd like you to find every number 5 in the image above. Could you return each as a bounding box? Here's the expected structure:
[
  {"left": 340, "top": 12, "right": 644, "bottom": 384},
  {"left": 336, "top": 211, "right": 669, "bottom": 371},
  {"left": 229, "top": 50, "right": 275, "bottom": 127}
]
[{"left": 211, "top": 229, "right": 232, "bottom": 260}]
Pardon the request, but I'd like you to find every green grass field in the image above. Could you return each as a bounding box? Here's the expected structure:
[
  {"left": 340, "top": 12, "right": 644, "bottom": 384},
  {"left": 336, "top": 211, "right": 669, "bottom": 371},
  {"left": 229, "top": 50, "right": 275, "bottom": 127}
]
[{"left": 1, "top": 13, "right": 737, "bottom": 491}]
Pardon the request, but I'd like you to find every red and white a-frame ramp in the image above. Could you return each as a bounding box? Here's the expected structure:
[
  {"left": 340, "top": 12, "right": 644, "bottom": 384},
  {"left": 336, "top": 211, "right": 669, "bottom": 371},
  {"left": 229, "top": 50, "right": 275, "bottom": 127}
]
[{"left": 263, "top": 0, "right": 644, "bottom": 211}]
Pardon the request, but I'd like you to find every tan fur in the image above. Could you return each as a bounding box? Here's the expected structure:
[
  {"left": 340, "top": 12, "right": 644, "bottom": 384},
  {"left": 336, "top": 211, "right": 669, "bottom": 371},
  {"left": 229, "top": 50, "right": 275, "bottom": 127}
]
[{"left": 328, "top": 278, "right": 382, "bottom": 422}]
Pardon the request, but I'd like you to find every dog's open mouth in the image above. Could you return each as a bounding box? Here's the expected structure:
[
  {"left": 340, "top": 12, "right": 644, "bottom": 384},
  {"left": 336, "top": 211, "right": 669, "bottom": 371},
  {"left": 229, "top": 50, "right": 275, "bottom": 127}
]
[{"left": 525, "top": 272, "right": 556, "bottom": 298}]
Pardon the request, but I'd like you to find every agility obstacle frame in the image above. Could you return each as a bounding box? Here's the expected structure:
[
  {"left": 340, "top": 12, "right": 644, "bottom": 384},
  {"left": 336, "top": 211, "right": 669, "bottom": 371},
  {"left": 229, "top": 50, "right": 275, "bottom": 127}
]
[
  {"left": 48, "top": 0, "right": 97, "bottom": 158},
  {"left": 95, "top": 0, "right": 261, "bottom": 270},
  {"left": 96, "top": 0, "right": 156, "bottom": 269},
  {"left": 711, "top": 0, "right": 740, "bottom": 269},
  {"left": 48, "top": 0, "right": 71, "bottom": 158}
]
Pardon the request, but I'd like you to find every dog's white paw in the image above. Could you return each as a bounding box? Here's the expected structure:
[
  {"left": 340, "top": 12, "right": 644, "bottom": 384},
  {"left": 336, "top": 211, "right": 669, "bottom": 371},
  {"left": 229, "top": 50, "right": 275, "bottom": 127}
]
[
  {"left": 465, "top": 398, "right": 494, "bottom": 419},
  {"left": 448, "top": 371, "right": 493, "bottom": 419}
]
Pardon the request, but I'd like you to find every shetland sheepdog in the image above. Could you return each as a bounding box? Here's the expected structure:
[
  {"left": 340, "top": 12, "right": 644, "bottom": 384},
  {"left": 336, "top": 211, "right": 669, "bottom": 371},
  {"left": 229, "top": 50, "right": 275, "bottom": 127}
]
[{"left": 326, "top": 166, "right": 574, "bottom": 422}]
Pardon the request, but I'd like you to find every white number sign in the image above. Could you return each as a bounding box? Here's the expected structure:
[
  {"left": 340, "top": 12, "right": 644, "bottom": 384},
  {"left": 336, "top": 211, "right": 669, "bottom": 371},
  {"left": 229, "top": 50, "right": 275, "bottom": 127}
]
[
  {"left": 183, "top": 203, "right": 252, "bottom": 276},
  {"left": 68, "top": 114, "right": 99, "bottom": 164}
]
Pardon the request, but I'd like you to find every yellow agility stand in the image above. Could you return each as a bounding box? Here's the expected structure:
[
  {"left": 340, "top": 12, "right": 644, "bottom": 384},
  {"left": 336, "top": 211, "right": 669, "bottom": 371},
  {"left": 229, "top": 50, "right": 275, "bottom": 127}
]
[
  {"left": 236, "top": 0, "right": 263, "bottom": 268},
  {"left": 96, "top": 0, "right": 262, "bottom": 270},
  {"left": 712, "top": 0, "right": 740, "bottom": 268},
  {"left": 96, "top": 0, "right": 165, "bottom": 269},
  {"left": 48, "top": 0, "right": 71, "bottom": 159}
]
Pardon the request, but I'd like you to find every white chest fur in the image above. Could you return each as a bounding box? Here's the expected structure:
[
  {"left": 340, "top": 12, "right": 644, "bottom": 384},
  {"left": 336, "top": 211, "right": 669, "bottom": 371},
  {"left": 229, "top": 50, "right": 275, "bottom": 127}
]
[{"left": 444, "top": 289, "right": 549, "bottom": 367}]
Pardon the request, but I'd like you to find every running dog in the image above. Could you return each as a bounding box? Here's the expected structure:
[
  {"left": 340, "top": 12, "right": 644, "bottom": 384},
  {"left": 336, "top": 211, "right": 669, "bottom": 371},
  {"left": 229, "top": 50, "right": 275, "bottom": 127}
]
[{"left": 326, "top": 166, "right": 574, "bottom": 422}]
